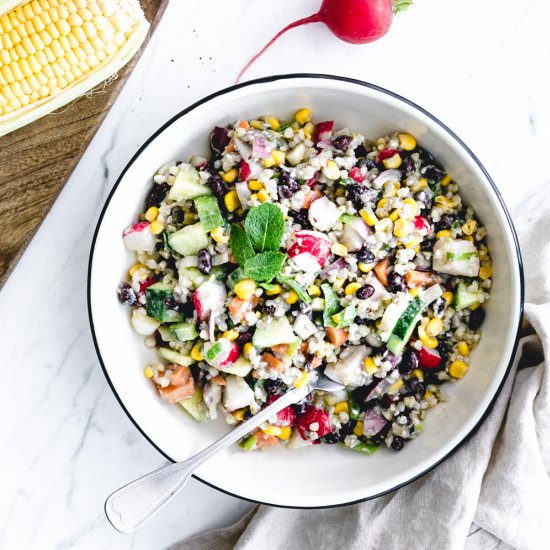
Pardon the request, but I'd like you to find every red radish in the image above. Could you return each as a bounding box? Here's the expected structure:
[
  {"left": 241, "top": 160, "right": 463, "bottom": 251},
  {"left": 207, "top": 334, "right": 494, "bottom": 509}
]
[
  {"left": 239, "top": 160, "right": 252, "bottom": 181},
  {"left": 306, "top": 174, "right": 318, "bottom": 187},
  {"left": 203, "top": 339, "right": 240, "bottom": 369},
  {"left": 296, "top": 405, "right": 333, "bottom": 440},
  {"left": 349, "top": 166, "right": 365, "bottom": 182},
  {"left": 192, "top": 280, "right": 227, "bottom": 320},
  {"left": 237, "top": 0, "right": 412, "bottom": 82},
  {"left": 122, "top": 221, "right": 156, "bottom": 253},
  {"left": 266, "top": 395, "right": 296, "bottom": 427},
  {"left": 138, "top": 277, "right": 156, "bottom": 295},
  {"left": 288, "top": 230, "right": 331, "bottom": 268},
  {"left": 413, "top": 215, "right": 432, "bottom": 234},
  {"left": 418, "top": 346, "right": 442, "bottom": 369},
  {"left": 376, "top": 147, "right": 401, "bottom": 163},
  {"left": 314, "top": 121, "right": 334, "bottom": 144},
  {"left": 308, "top": 196, "right": 341, "bottom": 231}
]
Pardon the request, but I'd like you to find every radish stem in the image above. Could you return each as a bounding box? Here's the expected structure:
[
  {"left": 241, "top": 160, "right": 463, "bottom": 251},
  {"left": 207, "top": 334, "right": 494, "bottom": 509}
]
[{"left": 237, "top": 13, "right": 321, "bottom": 83}]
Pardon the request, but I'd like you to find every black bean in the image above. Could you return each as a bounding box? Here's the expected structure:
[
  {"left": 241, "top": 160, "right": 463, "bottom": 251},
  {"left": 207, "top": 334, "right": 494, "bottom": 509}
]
[
  {"left": 117, "top": 283, "right": 137, "bottom": 306},
  {"left": 280, "top": 171, "right": 299, "bottom": 191},
  {"left": 198, "top": 248, "right": 212, "bottom": 275},
  {"left": 291, "top": 208, "right": 311, "bottom": 229},
  {"left": 379, "top": 393, "right": 397, "bottom": 409},
  {"left": 399, "top": 348, "right": 419, "bottom": 375},
  {"left": 355, "top": 144, "right": 368, "bottom": 158},
  {"left": 346, "top": 183, "right": 365, "bottom": 209},
  {"left": 391, "top": 436, "right": 406, "bottom": 451},
  {"left": 408, "top": 378, "right": 425, "bottom": 397},
  {"left": 359, "top": 158, "right": 378, "bottom": 171},
  {"left": 145, "top": 182, "right": 170, "bottom": 210},
  {"left": 265, "top": 305, "right": 276, "bottom": 315},
  {"left": 354, "top": 316, "right": 369, "bottom": 326},
  {"left": 356, "top": 284, "right": 375, "bottom": 300},
  {"left": 420, "top": 237, "right": 435, "bottom": 252},
  {"left": 293, "top": 398, "right": 311, "bottom": 416},
  {"left": 369, "top": 421, "right": 391, "bottom": 445},
  {"left": 421, "top": 165, "right": 446, "bottom": 182},
  {"left": 278, "top": 185, "right": 293, "bottom": 199},
  {"left": 356, "top": 247, "right": 375, "bottom": 263},
  {"left": 414, "top": 189, "right": 434, "bottom": 209},
  {"left": 264, "top": 378, "right": 284, "bottom": 395},
  {"left": 436, "top": 214, "right": 456, "bottom": 231},
  {"left": 332, "top": 135, "right": 351, "bottom": 151},
  {"left": 416, "top": 147, "right": 437, "bottom": 166},
  {"left": 206, "top": 171, "right": 226, "bottom": 199},
  {"left": 243, "top": 409, "right": 253, "bottom": 421},
  {"left": 236, "top": 332, "right": 252, "bottom": 347},
  {"left": 387, "top": 271, "right": 406, "bottom": 293},
  {"left": 321, "top": 431, "right": 340, "bottom": 444},
  {"left": 402, "top": 155, "right": 415, "bottom": 174},
  {"left": 210, "top": 126, "right": 230, "bottom": 155},
  {"left": 338, "top": 420, "right": 357, "bottom": 439},
  {"left": 468, "top": 308, "right": 486, "bottom": 330}
]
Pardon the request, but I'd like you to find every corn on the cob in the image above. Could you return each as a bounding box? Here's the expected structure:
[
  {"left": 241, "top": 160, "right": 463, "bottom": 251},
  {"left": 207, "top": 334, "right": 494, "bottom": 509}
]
[{"left": 0, "top": 0, "right": 149, "bottom": 137}]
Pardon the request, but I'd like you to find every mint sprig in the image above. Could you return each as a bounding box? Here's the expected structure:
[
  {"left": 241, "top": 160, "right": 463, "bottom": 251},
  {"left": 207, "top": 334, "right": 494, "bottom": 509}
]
[
  {"left": 229, "top": 224, "right": 254, "bottom": 266},
  {"left": 244, "top": 203, "right": 285, "bottom": 253},
  {"left": 244, "top": 252, "right": 286, "bottom": 282}
]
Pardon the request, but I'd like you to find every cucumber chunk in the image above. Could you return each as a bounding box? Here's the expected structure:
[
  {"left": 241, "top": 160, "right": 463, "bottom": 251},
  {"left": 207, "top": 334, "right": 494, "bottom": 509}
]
[
  {"left": 218, "top": 355, "right": 253, "bottom": 377},
  {"left": 145, "top": 282, "right": 183, "bottom": 323},
  {"left": 194, "top": 195, "right": 224, "bottom": 232},
  {"left": 170, "top": 322, "right": 199, "bottom": 342},
  {"left": 321, "top": 283, "right": 340, "bottom": 327},
  {"left": 168, "top": 222, "right": 210, "bottom": 256},
  {"left": 252, "top": 316, "right": 296, "bottom": 348},
  {"left": 168, "top": 164, "right": 211, "bottom": 201},
  {"left": 158, "top": 347, "right": 193, "bottom": 366},
  {"left": 454, "top": 280, "right": 484, "bottom": 310},
  {"left": 179, "top": 387, "right": 208, "bottom": 422}
]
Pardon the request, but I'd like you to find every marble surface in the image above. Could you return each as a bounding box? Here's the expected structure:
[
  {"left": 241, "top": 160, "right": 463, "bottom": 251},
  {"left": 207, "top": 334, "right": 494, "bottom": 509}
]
[{"left": 0, "top": 0, "right": 548, "bottom": 548}]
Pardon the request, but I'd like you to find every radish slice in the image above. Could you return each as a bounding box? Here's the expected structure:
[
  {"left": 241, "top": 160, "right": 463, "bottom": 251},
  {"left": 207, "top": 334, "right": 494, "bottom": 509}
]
[
  {"left": 308, "top": 197, "right": 341, "bottom": 231},
  {"left": 288, "top": 230, "right": 331, "bottom": 268},
  {"left": 192, "top": 280, "right": 227, "bottom": 320},
  {"left": 418, "top": 346, "right": 442, "bottom": 369},
  {"left": 122, "top": 222, "right": 156, "bottom": 253},
  {"left": 314, "top": 121, "right": 334, "bottom": 143}
]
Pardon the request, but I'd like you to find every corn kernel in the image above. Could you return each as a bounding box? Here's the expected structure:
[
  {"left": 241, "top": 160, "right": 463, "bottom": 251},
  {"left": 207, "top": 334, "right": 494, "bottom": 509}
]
[
  {"left": 293, "top": 370, "right": 309, "bottom": 388},
  {"left": 183, "top": 212, "right": 195, "bottom": 224},
  {"left": 234, "top": 279, "right": 257, "bottom": 300},
  {"left": 412, "top": 178, "right": 428, "bottom": 192},
  {"left": 332, "top": 313, "right": 340, "bottom": 324},
  {"left": 440, "top": 174, "right": 452, "bottom": 186},
  {"left": 191, "top": 342, "right": 203, "bottom": 361},
  {"left": 435, "top": 196, "right": 457, "bottom": 209},
  {"left": 250, "top": 120, "right": 264, "bottom": 130},
  {"left": 449, "top": 360, "right": 468, "bottom": 379},
  {"left": 263, "top": 425, "right": 282, "bottom": 437},
  {"left": 411, "top": 369, "right": 424, "bottom": 381},
  {"left": 248, "top": 179, "right": 263, "bottom": 191},
  {"left": 307, "top": 284, "right": 321, "bottom": 297},
  {"left": 331, "top": 243, "right": 348, "bottom": 257},
  {"left": 405, "top": 237, "right": 421, "bottom": 250},
  {"left": 393, "top": 218, "right": 413, "bottom": 238},
  {"left": 408, "top": 287, "right": 419, "bottom": 298},
  {"left": 264, "top": 116, "right": 280, "bottom": 130},
  {"left": 286, "top": 290, "right": 299, "bottom": 304},
  {"left": 426, "top": 317, "right": 443, "bottom": 337},
  {"left": 145, "top": 206, "right": 159, "bottom": 222},
  {"left": 436, "top": 230, "right": 453, "bottom": 239},
  {"left": 262, "top": 157, "right": 276, "bottom": 168},
  {"left": 364, "top": 356, "right": 378, "bottom": 374},
  {"left": 257, "top": 188, "right": 270, "bottom": 203},
  {"left": 383, "top": 153, "right": 402, "bottom": 169},
  {"left": 333, "top": 277, "right": 345, "bottom": 291},
  {"left": 470, "top": 301, "right": 481, "bottom": 311},
  {"left": 224, "top": 190, "right": 240, "bottom": 212},
  {"left": 377, "top": 198, "right": 388, "bottom": 209},
  {"left": 271, "top": 150, "right": 285, "bottom": 165},
  {"left": 353, "top": 421, "right": 364, "bottom": 437},
  {"left": 344, "top": 282, "right": 362, "bottom": 296},
  {"left": 144, "top": 366, "right": 154, "bottom": 378},
  {"left": 389, "top": 209, "right": 400, "bottom": 222},
  {"left": 323, "top": 159, "right": 340, "bottom": 180},
  {"left": 334, "top": 401, "right": 349, "bottom": 414},
  {"left": 463, "top": 235, "right": 474, "bottom": 242},
  {"left": 462, "top": 220, "right": 477, "bottom": 235},
  {"left": 278, "top": 426, "right": 292, "bottom": 440},
  {"left": 418, "top": 325, "right": 438, "bottom": 349},
  {"left": 221, "top": 168, "right": 237, "bottom": 183},
  {"left": 222, "top": 329, "right": 239, "bottom": 342},
  {"left": 303, "top": 121, "right": 315, "bottom": 136},
  {"left": 388, "top": 379, "right": 404, "bottom": 394},
  {"left": 233, "top": 408, "right": 245, "bottom": 421},
  {"left": 397, "top": 133, "right": 416, "bottom": 151},
  {"left": 457, "top": 341, "right": 469, "bottom": 356},
  {"left": 295, "top": 108, "right": 312, "bottom": 125},
  {"left": 358, "top": 262, "right": 375, "bottom": 273},
  {"left": 211, "top": 226, "right": 229, "bottom": 244},
  {"left": 479, "top": 264, "right": 492, "bottom": 280},
  {"left": 149, "top": 220, "right": 165, "bottom": 234},
  {"left": 422, "top": 390, "right": 434, "bottom": 402},
  {"left": 442, "top": 291, "right": 454, "bottom": 305},
  {"left": 243, "top": 342, "right": 255, "bottom": 358},
  {"left": 359, "top": 208, "right": 377, "bottom": 226},
  {"left": 265, "top": 283, "right": 282, "bottom": 296},
  {"left": 129, "top": 263, "right": 145, "bottom": 277}
]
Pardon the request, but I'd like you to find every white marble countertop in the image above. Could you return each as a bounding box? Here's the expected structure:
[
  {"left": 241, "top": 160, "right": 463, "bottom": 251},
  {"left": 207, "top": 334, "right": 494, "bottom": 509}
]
[{"left": 0, "top": 0, "right": 547, "bottom": 548}]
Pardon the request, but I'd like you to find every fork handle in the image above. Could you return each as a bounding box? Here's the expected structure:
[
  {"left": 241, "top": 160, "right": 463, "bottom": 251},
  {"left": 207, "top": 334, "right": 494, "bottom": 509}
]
[{"left": 105, "top": 385, "right": 309, "bottom": 533}]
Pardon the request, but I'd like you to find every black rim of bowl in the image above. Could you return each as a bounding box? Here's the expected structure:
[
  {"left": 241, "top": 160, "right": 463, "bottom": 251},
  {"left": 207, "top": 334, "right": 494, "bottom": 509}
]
[{"left": 88, "top": 73, "right": 525, "bottom": 509}]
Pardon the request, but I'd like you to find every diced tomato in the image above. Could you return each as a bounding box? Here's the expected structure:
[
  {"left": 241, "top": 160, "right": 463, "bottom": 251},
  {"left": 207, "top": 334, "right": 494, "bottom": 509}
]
[
  {"left": 325, "top": 327, "right": 349, "bottom": 347},
  {"left": 418, "top": 346, "right": 442, "bottom": 369},
  {"left": 239, "top": 160, "right": 251, "bottom": 181},
  {"left": 374, "top": 257, "right": 391, "bottom": 287},
  {"left": 376, "top": 148, "right": 400, "bottom": 163},
  {"left": 349, "top": 166, "right": 365, "bottom": 182},
  {"left": 314, "top": 121, "right": 334, "bottom": 144},
  {"left": 266, "top": 395, "right": 296, "bottom": 427},
  {"left": 296, "top": 405, "right": 333, "bottom": 440}
]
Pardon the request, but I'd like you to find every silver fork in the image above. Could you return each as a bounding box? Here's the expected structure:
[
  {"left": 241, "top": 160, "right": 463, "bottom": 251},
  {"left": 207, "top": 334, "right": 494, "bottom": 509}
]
[{"left": 105, "top": 372, "right": 345, "bottom": 533}]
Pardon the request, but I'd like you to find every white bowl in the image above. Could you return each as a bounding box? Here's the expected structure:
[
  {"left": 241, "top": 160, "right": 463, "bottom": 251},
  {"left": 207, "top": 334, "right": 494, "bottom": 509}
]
[{"left": 88, "top": 74, "right": 523, "bottom": 508}]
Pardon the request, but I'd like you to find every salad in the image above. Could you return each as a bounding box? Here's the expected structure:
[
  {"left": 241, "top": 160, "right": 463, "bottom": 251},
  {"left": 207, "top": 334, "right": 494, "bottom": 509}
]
[{"left": 117, "top": 109, "right": 492, "bottom": 454}]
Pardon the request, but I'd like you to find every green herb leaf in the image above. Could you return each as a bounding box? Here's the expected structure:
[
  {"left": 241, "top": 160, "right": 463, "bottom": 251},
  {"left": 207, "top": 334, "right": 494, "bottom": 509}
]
[
  {"left": 447, "top": 252, "right": 477, "bottom": 261},
  {"left": 244, "top": 251, "right": 286, "bottom": 282},
  {"left": 194, "top": 195, "right": 224, "bottom": 232},
  {"left": 393, "top": 0, "right": 413, "bottom": 13},
  {"left": 276, "top": 274, "right": 311, "bottom": 304},
  {"left": 244, "top": 203, "right": 285, "bottom": 252},
  {"left": 260, "top": 282, "right": 279, "bottom": 292},
  {"left": 321, "top": 283, "right": 340, "bottom": 327},
  {"left": 229, "top": 224, "right": 255, "bottom": 267},
  {"left": 339, "top": 213, "right": 355, "bottom": 225}
]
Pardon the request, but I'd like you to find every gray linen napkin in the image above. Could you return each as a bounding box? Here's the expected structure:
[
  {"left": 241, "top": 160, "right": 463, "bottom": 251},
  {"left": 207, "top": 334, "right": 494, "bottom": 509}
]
[{"left": 171, "top": 219, "right": 550, "bottom": 550}]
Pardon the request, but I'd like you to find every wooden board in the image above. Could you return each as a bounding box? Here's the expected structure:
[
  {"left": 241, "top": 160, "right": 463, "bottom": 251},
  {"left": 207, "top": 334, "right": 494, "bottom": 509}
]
[{"left": 0, "top": 0, "right": 169, "bottom": 289}]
